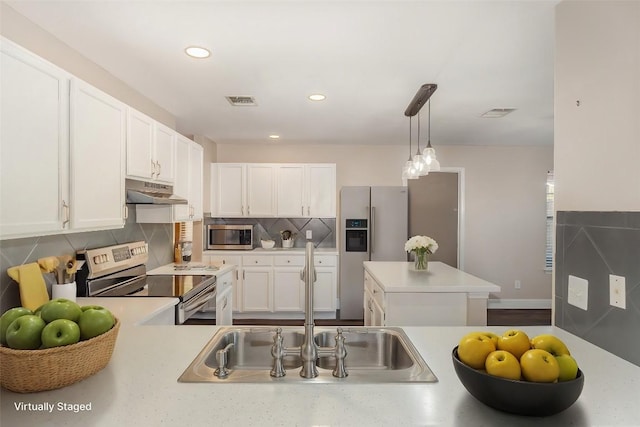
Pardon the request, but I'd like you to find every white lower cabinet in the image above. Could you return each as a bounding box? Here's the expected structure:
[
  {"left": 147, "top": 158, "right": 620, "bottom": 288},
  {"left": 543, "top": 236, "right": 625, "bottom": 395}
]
[
  {"left": 273, "top": 269, "right": 304, "bottom": 311},
  {"left": 204, "top": 251, "right": 337, "bottom": 317},
  {"left": 242, "top": 268, "right": 273, "bottom": 312}
]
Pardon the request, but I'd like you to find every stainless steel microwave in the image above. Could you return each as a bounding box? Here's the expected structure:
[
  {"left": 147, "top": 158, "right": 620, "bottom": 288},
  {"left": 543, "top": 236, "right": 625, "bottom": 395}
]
[{"left": 206, "top": 225, "right": 253, "bottom": 250}]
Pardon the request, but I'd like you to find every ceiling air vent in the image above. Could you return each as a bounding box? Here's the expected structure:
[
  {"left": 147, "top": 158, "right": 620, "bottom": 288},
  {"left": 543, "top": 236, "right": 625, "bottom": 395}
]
[
  {"left": 225, "top": 96, "right": 257, "bottom": 106},
  {"left": 481, "top": 108, "right": 516, "bottom": 118}
]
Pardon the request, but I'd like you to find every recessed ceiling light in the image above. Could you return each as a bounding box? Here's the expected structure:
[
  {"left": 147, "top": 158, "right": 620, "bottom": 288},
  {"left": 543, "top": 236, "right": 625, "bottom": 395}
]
[
  {"left": 269, "top": 135, "right": 280, "bottom": 140},
  {"left": 308, "top": 94, "right": 326, "bottom": 101},
  {"left": 184, "top": 46, "right": 211, "bottom": 59},
  {"left": 481, "top": 108, "right": 516, "bottom": 118}
]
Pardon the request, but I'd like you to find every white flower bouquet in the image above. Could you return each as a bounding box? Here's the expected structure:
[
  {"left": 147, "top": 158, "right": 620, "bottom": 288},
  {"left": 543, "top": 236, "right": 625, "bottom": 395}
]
[
  {"left": 404, "top": 235, "right": 438, "bottom": 255},
  {"left": 404, "top": 235, "right": 438, "bottom": 270}
]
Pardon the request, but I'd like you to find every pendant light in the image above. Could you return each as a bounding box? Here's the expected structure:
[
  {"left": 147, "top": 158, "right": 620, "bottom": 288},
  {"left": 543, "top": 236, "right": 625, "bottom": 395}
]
[
  {"left": 412, "top": 112, "right": 428, "bottom": 176},
  {"left": 402, "top": 116, "right": 419, "bottom": 180},
  {"left": 402, "top": 83, "right": 438, "bottom": 179},
  {"left": 423, "top": 99, "right": 441, "bottom": 172}
]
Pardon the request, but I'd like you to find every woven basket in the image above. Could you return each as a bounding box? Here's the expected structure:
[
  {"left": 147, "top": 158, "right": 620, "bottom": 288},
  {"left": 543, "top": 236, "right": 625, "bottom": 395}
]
[{"left": 0, "top": 318, "right": 120, "bottom": 393}]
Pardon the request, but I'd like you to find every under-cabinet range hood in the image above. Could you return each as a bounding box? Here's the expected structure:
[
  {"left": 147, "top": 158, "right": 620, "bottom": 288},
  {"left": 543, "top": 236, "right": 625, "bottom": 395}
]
[{"left": 126, "top": 179, "right": 188, "bottom": 205}]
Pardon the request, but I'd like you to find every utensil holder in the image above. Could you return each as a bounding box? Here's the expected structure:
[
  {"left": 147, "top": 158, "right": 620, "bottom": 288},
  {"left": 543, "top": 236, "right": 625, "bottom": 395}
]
[
  {"left": 282, "top": 239, "right": 294, "bottom": 248},
  {"left": 52, "top": 282, "right": 77, "bottom": 302}
]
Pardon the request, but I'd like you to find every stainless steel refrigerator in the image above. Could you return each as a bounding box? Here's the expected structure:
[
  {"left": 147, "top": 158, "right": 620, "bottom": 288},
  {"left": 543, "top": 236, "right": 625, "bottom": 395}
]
[{"left": 339, "top": 186, "right": 408, "bottom": 319}]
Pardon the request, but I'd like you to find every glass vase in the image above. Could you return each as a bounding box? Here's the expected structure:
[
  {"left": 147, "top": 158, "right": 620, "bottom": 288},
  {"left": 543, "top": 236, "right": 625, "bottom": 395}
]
[{"left": 414, "top": 251, "right": 428, "bottom": 270}]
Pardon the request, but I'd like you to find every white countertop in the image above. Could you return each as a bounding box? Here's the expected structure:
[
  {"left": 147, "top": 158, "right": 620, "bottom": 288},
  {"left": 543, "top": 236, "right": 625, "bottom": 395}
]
[
  {"left": 76, "top": 297, "right": 178, "bottom": 326},
  {"left": 364, "top": 261, "right": 502, "bottom": 293},
  {"left": 146, "top": 263, "right": 236, "bottom": 277},
  {"left": 2, "top": 298, "right": 639, "bottom": 426},
  {"left": 204, "top": 247, "right": 338, "bottom": 255}
]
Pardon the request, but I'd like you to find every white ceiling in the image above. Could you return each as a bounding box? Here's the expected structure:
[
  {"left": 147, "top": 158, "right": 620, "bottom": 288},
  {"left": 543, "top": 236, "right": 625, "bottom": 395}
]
[{"left": 6, "top": 0, "right": 558, "bottom": 147}]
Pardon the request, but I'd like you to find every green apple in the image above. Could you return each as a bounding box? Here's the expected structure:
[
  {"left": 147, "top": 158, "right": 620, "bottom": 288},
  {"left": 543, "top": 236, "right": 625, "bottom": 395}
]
[
  {"left": 485, "top": 350, "right": 522, "bottom": 380},
  {"left": 5, "top": 315, "right": 46, "bottom": 350},
  {"left": 40, "top": 298, "right": 83, "bottom": 323},
  {"left": 530, "top": 334, "right": 571, "bottom": 356},
  {"left": 0, "top": 307, "right": 32, "bottom": 345},
  {"left": 78, "top": 307, "right": 115, "bottom": 340},
  {"left": 520, "top": 349, "right": 560, "bottom": 382},
  {"left": 555, "top": 354, "right": 579, "bottom": 381},
  {"left": 41, "top": 319, "right": 81, "bottom": 348},
  {"left": 80, "top": 305, "right": 115, "bottom": 322}
]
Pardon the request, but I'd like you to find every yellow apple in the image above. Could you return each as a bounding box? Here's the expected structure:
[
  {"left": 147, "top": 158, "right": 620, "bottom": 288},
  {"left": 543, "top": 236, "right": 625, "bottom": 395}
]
[
  {"left": 458, "top": 334, "right": 496, "bottom": 369},
  {"left": 520, "top": 349, "right": 560, "bottom": 382},
  {"left": 497, "top": 329, "right": 531, "bottom": 360},
  {"left": 485, "top": 350, "right": 522, "bottom": 380},
  {"left": 530, "top": 334, "right": 571, "bottom": 356},
  {"left": 555, "top": 354, "right": 579, "bottom": 381},
  {"left": 480, "top": 331, "right": 500, "bottom": 347}
]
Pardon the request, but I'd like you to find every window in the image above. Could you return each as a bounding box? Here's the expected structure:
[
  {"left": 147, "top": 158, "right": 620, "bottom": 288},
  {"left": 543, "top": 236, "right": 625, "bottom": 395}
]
[{"left": 545, "top": 171, "right": 554, "bottom": 272}]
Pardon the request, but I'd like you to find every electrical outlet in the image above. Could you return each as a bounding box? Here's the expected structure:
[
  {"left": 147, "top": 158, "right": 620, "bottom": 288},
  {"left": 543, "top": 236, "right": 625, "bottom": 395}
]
[
  {"left": 610, "top": 275, "right": 626, "bottom": 309},
  {"left": 567, "top": 275, "right": 588, "bottom": 310},
  {"left": 306, "top": 230, "right": 313, "bottom": 239},
  {"left": 515, "top": 280, "right": 521, "bottom": 289}
]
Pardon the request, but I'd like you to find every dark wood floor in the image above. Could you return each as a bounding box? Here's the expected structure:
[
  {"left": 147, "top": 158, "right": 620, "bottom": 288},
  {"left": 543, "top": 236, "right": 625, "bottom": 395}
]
[{"left": 186, "top": 309, "right": 551, "bottom": 327}]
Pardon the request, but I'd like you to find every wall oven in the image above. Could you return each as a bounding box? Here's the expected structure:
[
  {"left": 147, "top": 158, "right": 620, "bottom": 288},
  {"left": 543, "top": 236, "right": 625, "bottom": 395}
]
[
  {"left": 206, "top": 224, "right": 253, "bottom": 250},
  {"left": 75, "top": 241, "right": 217, "bottom": 325}
]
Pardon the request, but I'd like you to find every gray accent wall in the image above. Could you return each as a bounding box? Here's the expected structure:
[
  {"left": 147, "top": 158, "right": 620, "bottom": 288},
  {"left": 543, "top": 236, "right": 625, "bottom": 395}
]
[
  {"left": 0, "top": 208, "right": 173, "bottom": 313},
  {"left": 555, "top": 211, "right": 640, "bottom": 366}
]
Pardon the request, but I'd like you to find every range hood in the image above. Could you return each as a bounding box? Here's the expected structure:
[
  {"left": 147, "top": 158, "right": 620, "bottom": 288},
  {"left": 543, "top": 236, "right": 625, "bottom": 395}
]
[{"left": 126, "top": 179, "right": 188, "bottom": 205}]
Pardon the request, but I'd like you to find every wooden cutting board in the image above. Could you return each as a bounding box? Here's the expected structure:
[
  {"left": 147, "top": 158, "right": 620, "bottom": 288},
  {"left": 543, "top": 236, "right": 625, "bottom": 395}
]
[{"left": 6, "top": 262, "right": 50, "bottom": 311}]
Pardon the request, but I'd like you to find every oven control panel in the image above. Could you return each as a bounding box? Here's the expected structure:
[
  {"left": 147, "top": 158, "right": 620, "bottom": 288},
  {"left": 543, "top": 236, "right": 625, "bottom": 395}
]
[{"left": 80, "top": 241, "right": 149, "bottom": 278}]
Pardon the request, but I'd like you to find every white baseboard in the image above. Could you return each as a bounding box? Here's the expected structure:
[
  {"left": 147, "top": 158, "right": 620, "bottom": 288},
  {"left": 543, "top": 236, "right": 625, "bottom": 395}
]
[{"left": 488, "top": 299, "right": 552, "bottom": 309}]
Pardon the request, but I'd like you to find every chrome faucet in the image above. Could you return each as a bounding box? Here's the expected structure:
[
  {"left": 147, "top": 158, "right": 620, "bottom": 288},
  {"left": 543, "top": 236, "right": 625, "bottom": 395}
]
[{"left": 271, "top": 241, "right": 348, "bottom": 379}]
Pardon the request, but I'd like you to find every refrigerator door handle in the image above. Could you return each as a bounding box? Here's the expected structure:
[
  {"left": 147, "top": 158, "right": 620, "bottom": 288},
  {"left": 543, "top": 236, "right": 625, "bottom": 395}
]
[{"left": 371, "top": 206, "right": 375, "bottom": 254}]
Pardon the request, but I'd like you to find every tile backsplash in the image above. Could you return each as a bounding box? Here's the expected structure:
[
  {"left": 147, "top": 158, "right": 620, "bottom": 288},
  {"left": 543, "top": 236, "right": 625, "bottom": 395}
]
[
  {"left": 205, "top": 217, "right": 336, "bottom": 249},
  {"left": 0, "top": 208, "right": 173, "bottom": 312},
  {"left": 555, "top": 211, "right": 640, "bottom": 366}
]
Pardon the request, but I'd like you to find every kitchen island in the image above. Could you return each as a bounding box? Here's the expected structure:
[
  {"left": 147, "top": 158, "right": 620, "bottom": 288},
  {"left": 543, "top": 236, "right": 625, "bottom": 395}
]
[
  {"left": 364, "top": 261, "right": 501, "bottom": 326},
  {"left": 1, "top": 298, "right": 639, "bottom": 427}
]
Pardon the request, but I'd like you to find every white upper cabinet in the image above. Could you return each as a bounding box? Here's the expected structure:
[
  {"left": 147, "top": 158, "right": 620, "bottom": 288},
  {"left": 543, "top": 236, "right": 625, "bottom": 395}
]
[
  {"left": 276, "top": 164, "right": 336, "bottom": 218},
  {"left": 211, "top": 163, "right": 277, "bottom": 217},
  {"left": 0, "top": 38, "right": 70, "bottom": 238},
  {"left": 246, "top": 164, "right": 276, "bottom": 217},
  {"left": 69, "top": 78, "right": 126, "bottom": 230},
  {"left": 212, "top": 163, "right": 246, "bottom": 216},
  {"left": 135, "top": 134, "right": 203, "bottom": 223},
  {"left": 153, "top": 122, "right": 176, "bottom": 184},
  {"left": 306, "top": 164, "right": 336, "bottom": 217},
  {"left": 126, "top": 108, "right": 175, "bottom": 184},
  {"left": 276, "top": 164, "right": 305, "bottom": 217}
]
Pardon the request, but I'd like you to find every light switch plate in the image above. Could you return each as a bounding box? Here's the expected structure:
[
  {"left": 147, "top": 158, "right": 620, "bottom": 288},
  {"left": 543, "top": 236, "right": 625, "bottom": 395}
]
[
  {"left": 609, "top": 274, "right": 626, "bottom": 309},
  {"left": 568, "top": 275, "right": 588, "bottom": 311},
  {"left": 306, "top": 230, "right": 313, "bottom": 239}
]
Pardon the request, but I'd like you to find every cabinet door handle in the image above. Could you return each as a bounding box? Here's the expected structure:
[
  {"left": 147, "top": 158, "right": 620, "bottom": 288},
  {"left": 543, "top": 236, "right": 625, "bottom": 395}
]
[
  {"left": 301, "top": 206, "right": 304, "bottom": 216},
  {"left": 62, "top": 200, "right": 70, "bottom": 227},
  {"left": 123, "top": 204, "right": 129, "bottom": 220},
  {"left": 151, "top": 160, "right": 156, "bottom": 177},
  {"left": 222, "top": 297, "right": 228, "bottom": 310},
  {"left": 247, "top": 205, "right": 250, "bottom": 215},
  {"left": 307, "top": 206, "right": 310, "bottom": 216},
  {"left": 156, "top": 161, "right": 162, "bottom": 177}
]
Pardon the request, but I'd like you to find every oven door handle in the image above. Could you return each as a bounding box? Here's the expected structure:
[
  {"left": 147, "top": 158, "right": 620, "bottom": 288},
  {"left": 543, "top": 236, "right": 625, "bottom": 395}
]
[{"left": 182, "top": 289, "right": 217, "bottom": 312}]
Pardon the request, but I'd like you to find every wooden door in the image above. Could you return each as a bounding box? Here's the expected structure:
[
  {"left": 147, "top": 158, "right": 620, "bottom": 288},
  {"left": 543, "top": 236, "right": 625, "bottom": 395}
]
[{"left": 408, "top": 171, "right": 460, "bottom": 268}]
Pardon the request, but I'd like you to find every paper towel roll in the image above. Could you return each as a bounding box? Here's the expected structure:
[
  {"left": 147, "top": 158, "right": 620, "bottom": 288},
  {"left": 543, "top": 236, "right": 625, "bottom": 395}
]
[{"left": 52, "top": 282, "right": 77, "bottom": 302}]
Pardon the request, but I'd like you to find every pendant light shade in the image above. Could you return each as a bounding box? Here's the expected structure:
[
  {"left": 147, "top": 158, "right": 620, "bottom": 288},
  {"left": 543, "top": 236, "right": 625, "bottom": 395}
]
[{"left": 422, "top": 98, "right": 440, "bottom": 172}]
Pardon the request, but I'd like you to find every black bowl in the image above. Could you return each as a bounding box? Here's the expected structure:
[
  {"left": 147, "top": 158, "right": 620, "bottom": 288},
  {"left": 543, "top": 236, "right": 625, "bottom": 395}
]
[{"left": 452, "top": 346, "right": 584, "bottom": 416}]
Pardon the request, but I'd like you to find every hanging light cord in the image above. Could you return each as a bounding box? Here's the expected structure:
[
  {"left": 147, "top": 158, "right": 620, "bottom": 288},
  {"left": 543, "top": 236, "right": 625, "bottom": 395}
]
[{"left": 408, "top": 116, "right": 413, "bottom": 160}]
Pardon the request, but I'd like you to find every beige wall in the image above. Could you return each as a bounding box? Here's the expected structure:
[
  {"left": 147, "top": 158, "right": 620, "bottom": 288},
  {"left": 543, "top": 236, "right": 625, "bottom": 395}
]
[
  {"left": 555, "top": 0, "right": 640, "bottom": 212},
  {"left": 0, "top": 3, "right": 176, "bottom": 129},
  {"left": 216, "top": 143, "right": 554, "bottom": 302}
]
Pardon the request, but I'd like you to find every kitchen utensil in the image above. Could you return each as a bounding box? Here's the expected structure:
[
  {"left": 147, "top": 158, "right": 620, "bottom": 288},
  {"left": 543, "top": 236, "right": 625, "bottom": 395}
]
[
  {"left": 56, "top": 255, "right": 73, "bottom": 284},
  {"left": 65, "top": 259, "right": 78, "bottom": 283},
  {"left": 6, "top": 263, "right": 50, "bottom": 311},
  {"left": 37, "top": 256, "right": 60, "bottom": 274}
]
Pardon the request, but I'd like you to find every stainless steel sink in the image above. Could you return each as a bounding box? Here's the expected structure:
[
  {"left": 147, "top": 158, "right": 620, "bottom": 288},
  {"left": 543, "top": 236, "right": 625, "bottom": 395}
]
[{"left": 178, "top": 326, "right": 438, "bottom": 383}]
